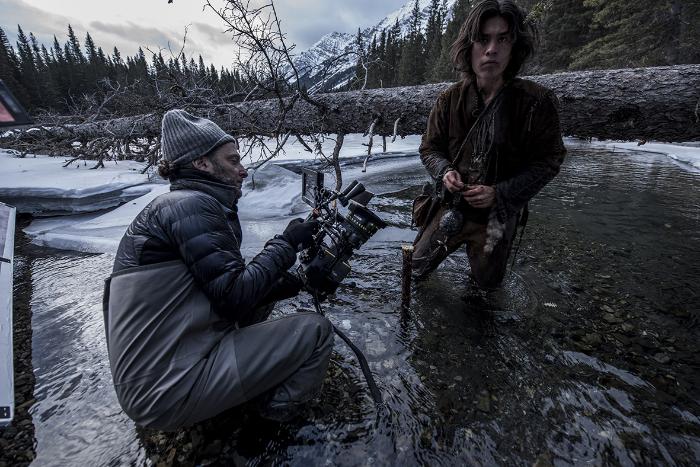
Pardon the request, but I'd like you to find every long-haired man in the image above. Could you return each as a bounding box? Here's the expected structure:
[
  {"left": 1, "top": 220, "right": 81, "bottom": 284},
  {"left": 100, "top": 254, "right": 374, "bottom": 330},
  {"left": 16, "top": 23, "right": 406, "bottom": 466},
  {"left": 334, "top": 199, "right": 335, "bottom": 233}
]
[{"left": 413, "top": 0, "right": 566, "bottom": 290}]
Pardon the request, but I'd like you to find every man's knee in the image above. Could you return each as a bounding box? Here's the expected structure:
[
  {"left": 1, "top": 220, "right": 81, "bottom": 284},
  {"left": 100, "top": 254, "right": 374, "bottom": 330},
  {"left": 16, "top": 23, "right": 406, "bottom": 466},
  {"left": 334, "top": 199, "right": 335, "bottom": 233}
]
[{"left": 290, "top": 313, "right": 333, "bottom": 349}]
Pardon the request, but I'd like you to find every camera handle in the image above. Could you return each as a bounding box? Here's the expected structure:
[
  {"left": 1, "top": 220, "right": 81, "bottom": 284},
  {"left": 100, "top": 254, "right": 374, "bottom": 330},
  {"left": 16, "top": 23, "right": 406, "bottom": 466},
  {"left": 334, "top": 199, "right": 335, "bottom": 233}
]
[{"left": 311, "top": 294, "right": 383, "bottom": 406}]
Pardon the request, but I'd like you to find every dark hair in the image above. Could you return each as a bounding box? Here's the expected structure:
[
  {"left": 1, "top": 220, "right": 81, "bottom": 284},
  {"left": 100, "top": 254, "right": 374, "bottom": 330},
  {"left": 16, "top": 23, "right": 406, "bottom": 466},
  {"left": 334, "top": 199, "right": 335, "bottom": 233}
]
[
  {"left": 449, "top": 0, "right": 537, "bottom": 80},
  {"left": 157, "top": 158, "right": 176, "bottom": 179}
]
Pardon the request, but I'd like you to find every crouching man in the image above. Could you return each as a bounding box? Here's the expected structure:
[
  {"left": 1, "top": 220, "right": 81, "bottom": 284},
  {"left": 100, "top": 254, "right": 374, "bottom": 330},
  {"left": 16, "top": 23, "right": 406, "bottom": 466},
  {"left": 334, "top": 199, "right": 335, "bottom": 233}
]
[{"left": 103, "top": 109, "right": 333, "bottom": 430}]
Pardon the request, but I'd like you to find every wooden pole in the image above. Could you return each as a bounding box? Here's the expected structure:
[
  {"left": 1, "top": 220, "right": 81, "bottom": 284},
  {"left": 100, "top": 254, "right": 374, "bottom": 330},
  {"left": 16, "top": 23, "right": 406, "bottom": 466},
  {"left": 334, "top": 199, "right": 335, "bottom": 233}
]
[{"left": 401, "top": 244, "right": 413, "bottom": 310}]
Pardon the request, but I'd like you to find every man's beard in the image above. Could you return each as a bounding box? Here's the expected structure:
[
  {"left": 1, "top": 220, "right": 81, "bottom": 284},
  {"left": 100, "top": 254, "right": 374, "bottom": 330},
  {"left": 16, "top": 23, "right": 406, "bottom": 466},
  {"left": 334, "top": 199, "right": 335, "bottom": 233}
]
[
  {"left": 210, "top": 159, "right": 242, "bottom": 197},
  {"left": 210, "top": 159, "right": 240, "bottom": 186}
]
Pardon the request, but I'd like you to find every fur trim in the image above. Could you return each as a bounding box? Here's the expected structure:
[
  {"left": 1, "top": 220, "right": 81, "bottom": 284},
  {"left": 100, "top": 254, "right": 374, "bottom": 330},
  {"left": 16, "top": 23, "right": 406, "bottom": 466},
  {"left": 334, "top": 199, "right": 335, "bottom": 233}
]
[{"left": 484, "top": 208, "right": 505, "bottom": 255}]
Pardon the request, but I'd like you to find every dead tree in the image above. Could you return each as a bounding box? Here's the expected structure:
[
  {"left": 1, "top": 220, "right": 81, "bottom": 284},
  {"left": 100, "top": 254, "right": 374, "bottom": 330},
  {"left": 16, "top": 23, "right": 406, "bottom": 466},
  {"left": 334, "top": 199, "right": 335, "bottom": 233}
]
[{"left": 4, "top": 65, "right": 698, "bottom": 153}]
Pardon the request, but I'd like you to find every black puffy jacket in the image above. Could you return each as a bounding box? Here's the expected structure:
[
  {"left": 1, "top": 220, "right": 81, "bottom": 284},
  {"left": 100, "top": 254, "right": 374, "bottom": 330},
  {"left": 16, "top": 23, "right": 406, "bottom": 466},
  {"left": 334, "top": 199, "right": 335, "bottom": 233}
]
[{"left": 113, "top": 170, "right": 297, "bottom": 322}]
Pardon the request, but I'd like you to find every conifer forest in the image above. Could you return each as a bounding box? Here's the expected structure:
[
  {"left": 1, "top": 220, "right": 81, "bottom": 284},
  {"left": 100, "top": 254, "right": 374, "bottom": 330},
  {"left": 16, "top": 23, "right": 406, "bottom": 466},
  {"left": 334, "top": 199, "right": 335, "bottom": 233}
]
[{"left": 1, "top": 0, "right": 698, "bottom": 117}]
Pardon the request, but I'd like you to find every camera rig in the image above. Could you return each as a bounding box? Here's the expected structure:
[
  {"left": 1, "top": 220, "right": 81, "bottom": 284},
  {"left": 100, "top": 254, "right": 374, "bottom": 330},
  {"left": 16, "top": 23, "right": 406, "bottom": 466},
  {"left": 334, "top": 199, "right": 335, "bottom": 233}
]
[
  {"left": 291, "top": 168, "right": 387, "bottom": 404},
  {"left": 295, "top": 168, "right": 387, "bottom": 300}
]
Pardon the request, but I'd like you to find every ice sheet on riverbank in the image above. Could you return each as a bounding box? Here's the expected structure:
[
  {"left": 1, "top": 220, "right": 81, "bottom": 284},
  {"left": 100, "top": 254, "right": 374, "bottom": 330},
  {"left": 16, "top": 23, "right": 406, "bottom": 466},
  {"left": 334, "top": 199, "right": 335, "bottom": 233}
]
[
  {"left": 24, "top": 184, "right": 169, "bottom": 253},
  {"left": 0, "top": 150, "right": 157, "bottom": 215},
  {"left": 566, "top": 139, "right": 700, "bottom": 172}
]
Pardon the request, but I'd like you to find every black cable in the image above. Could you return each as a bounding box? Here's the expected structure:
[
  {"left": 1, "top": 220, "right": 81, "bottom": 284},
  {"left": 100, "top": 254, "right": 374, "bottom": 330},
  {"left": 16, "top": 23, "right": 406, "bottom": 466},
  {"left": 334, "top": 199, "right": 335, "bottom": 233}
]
[
  {"left": 312, "top": 294, "right": 383, "bottom": 405},
  {"left": 509, "top": 208, "right": 529, "bottom": 271}
]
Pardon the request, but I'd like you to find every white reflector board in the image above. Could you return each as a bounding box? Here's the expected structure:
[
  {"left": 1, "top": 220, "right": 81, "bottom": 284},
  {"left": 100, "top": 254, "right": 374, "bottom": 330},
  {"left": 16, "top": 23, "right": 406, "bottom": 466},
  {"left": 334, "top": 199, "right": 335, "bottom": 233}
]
[{"left": 0, "top": 202, "right": 16, "bottom": 426}]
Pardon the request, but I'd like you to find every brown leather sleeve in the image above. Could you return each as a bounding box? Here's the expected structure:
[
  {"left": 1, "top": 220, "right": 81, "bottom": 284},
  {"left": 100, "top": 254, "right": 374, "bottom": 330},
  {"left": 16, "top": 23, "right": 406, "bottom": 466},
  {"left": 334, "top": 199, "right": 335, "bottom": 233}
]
[
  {"left": 419, "top": 91, "right": 453, "bottom": 180},
  {"left": 494, "top": 91, "right": 567, "bottom": 222}
]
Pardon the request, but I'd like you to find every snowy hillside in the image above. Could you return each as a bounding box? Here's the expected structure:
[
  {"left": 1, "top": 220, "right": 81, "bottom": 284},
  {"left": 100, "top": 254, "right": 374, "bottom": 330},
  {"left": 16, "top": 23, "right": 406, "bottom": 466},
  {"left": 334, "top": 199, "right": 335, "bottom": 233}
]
[{"left": 291, "top": 0, "right": 457, "bottom": 93}]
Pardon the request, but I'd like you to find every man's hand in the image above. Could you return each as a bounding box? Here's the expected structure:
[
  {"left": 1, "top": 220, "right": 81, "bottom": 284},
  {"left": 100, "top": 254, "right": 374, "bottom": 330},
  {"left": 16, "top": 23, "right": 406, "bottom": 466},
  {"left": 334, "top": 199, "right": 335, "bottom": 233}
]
[
  {"left": 282, "top": 218, "right": 320, "bottom": 252},
  {"left": 442, "top": 169, "right": 465, "bottom": 193},
  {"left": 463, "top": 185, "right": 495, "bottom": 208}
]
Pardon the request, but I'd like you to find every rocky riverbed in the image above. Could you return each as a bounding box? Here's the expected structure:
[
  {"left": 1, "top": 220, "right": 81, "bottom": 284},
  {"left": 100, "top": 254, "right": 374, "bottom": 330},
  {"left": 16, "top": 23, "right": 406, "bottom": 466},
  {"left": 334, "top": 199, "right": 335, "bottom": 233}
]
[
  {"left": 0, "top": 217, "right": 36, "bottom": 467},
  {"left": 2, "top": 145, "right": 699, "bottom": 465}
]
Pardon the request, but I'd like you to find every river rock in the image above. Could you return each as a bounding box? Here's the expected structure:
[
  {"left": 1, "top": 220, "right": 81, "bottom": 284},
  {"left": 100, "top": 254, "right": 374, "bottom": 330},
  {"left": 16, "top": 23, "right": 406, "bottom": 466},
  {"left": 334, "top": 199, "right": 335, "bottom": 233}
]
[
  {"left": 654, "top": 353, "right": 671, "bottom": 364},
  {"left": 476, "top": 391, "right": 491, "bottom": 412},
  {"left": 582, "top": 333, "right": 602, "bottom": 346},
  {"left": 602, "top": 313, "right": 624, "bottom": 324},
  {"left": 534, "top": 451, "right": 554, "bottom": 467},
  {"left": 668, "top": 308, "right": 689, "bottom": 318}
]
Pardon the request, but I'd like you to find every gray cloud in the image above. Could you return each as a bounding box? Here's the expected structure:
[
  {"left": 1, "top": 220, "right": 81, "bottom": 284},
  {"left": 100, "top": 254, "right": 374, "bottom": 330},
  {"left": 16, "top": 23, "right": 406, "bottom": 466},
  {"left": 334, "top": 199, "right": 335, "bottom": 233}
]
[
  {"left": 1, "top": 0, "right": 411, "bottom": 66},
  {"left": 89, "top": 21, "right": 228, "bottom": 66},
  {"left": 191, "top": 22, "right": 233, "bottom": 47},
  {"left": 0, "top": 0, "right": 84, "bottom": 49},
  {"left": 90, "top": 21, "right": 185, "bottom": 54}
]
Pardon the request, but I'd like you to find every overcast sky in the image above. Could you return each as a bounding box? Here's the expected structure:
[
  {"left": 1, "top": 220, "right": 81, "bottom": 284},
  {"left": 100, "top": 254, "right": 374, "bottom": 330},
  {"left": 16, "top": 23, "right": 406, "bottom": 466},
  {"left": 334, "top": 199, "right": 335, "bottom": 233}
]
[{"left": 0, "top": 0, "right": 408, "bottom": 68}]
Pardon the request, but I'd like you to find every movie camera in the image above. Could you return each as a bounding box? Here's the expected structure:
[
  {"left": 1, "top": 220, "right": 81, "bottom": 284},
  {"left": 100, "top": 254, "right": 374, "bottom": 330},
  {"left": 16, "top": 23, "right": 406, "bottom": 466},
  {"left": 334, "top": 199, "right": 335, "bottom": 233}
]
[{"left": 294, "top": 168, "right": 387, "bottom": 299}]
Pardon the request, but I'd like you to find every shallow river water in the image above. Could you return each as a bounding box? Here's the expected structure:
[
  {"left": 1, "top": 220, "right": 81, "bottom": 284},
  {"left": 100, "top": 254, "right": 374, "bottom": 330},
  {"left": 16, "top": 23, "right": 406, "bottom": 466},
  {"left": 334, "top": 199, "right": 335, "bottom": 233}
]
[{"left": 14, "top": 144, "right": 700, "bottom": 466}]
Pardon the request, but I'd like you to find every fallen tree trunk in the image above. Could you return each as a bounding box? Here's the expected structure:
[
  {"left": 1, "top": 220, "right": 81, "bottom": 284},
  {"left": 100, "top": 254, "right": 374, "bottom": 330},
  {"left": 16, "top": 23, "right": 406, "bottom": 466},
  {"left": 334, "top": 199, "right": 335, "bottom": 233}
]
[{"left": 2, "top": 65, "right": 699, "bottom": 147}]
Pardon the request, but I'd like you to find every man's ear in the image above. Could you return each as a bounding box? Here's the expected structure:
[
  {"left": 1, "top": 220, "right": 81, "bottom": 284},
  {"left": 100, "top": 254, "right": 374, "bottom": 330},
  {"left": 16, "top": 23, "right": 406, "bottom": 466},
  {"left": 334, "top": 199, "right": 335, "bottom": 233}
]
[{"left": 191, "top": 156, "right": 209, "bottom": 171}]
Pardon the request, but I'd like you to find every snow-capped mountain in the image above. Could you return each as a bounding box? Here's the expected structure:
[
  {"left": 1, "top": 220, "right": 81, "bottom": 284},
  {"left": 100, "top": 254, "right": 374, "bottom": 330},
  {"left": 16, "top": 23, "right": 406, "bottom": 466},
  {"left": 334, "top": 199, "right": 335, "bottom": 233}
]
[{"left": 291, "top": 0, "right": 457, "bottom": 93}]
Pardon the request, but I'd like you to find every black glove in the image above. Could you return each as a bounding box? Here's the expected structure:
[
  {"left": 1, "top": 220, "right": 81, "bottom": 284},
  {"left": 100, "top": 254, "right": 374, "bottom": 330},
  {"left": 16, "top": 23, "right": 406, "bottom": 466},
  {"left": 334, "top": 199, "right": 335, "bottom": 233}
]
[{"left": 281, "top": 218, "right": 319, "bottom": 252}]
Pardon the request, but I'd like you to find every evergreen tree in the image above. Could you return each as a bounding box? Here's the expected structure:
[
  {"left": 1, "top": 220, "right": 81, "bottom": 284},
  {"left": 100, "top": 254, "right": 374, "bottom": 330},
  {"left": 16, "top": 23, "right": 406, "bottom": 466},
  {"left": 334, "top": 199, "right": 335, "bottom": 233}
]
[
  {"left": 84, "top": 32, "right": 101, "bottom": 85},
  {"left": 0, "top": 26, "right": 29, "bottom": 106},
  {"left": 674, "top": 0, "right": 700, "bottom": 64},
  {"left": 366, "top": 35, "right": 380, "bottom": 88},
  {"left": 66, "top": 25, "right": 85, "bottom": 64},
  {"left": 15, "top": 26, "right": 43, "bottom": 107},
  {"left": 397, "top": 0, "right": 426, "bottom": 85},
  {"left": 353, "top": 27, "right": 367, "bottom": 88},
  {"left": 84, "top": 32, "right": 98, "bottom": 64},
  {"left": 570, "top": 0, "right": 683, "bottom": 69},
  {"left": 208, "top": 63, "right": 219, "bottom": 82},
  {"left": 432, "top": 0, "right": 472, "bottom": 81},
  {"left": 529, "top": 0, "right": 596, "bottom": 72},
  {"left": 198, "top": 55, "right": 207, "bottom": 80},
  {"left": 30, "top": 33, "right": 57, "bottom": 105},
  {"left": 423, "top": 0, "right": 446, "bottom": 82},
  {"left": 384, "top": 19, "right": 402, "bottom": 87}
]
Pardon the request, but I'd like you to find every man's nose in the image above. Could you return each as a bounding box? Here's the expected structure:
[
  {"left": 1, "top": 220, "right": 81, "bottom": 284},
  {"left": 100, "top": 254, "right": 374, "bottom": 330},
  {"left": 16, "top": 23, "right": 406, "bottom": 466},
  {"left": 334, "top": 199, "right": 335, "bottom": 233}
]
[
  {"left": 240, "top": 167, "right": 248, "bottom": 178},
  {"left": 485, "top": 40, "right": 498, "bottom": 55}
]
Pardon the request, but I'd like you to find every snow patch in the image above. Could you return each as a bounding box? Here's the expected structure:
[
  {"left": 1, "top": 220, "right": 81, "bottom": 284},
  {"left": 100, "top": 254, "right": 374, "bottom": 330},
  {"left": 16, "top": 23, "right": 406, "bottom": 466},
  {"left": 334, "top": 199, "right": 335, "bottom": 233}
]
[
  {"left": 566, "top": 139, "right": 700, "bottom": 172},
  {"left": 0, "top": 150, "right": 158, "bottom": 214}
]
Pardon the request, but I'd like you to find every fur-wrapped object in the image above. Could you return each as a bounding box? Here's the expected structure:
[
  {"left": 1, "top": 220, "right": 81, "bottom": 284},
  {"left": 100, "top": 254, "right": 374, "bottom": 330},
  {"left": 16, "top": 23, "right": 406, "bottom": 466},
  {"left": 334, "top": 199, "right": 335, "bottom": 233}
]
[{"left": 483, "top": 207, "right": 506, "bottom": 255}]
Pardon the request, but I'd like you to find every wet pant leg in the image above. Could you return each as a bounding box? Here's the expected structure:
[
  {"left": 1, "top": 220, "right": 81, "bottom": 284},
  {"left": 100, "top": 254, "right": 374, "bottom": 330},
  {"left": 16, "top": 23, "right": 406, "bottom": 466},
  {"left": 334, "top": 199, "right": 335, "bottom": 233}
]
[
  {"left": 182, "top": 312, "right": 333, "bottom": 426},
  {"left": 412, "top": 206, "right": 465, "bottom": 279},
  {"left": 463, "top": 216, "right": 518, "bottom": 289}
]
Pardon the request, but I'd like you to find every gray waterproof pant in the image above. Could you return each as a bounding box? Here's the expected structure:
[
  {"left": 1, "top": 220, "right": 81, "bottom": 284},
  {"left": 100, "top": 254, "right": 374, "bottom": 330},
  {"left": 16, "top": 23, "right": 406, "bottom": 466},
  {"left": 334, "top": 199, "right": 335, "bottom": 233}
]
[
  {"left": 183, "top": 312, "right": 334, "bottom": 426},
  {"left": 138, "top": 312, "right": 334, "bottom": 430}
]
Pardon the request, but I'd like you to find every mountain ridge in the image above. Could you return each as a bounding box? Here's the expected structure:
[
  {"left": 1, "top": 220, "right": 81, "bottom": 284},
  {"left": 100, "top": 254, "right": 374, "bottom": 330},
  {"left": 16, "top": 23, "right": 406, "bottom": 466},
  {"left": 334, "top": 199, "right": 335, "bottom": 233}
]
[{"left": 290, "top": 0, "right": 456, "bottom": 93}]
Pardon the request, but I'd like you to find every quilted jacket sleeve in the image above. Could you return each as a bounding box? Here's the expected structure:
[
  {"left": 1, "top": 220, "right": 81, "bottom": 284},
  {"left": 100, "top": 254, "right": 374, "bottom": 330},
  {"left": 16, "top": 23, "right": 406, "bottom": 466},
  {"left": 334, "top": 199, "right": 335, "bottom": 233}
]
[
  {"left": 162, "top": 193, "right": 297, "bottom": 321},
  {"left": 493, "top": 91, "right": 567, "bottom": 222}
]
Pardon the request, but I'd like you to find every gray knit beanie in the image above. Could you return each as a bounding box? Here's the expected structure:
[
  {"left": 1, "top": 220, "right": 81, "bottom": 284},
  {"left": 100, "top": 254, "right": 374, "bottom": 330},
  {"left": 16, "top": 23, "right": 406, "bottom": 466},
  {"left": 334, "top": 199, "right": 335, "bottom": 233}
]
[{"left": 160, "top": 109, "right": 236, "bottom": 167}]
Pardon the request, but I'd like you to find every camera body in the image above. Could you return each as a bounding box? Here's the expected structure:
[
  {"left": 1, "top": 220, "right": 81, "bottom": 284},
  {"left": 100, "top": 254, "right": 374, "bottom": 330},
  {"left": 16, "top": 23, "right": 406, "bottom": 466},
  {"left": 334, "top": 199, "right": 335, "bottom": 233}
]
[{"left": 295, "top": 168, "right": 387, "bottom": 299}]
